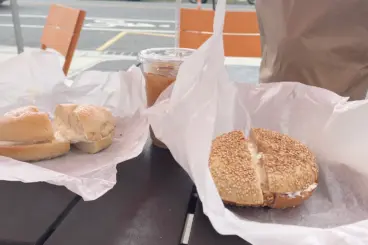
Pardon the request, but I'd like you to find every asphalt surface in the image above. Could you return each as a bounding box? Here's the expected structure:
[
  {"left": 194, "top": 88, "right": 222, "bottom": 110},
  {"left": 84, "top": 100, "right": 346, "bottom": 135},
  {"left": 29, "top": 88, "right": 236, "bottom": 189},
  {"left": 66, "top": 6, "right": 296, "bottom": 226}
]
[{"left": 0, "top": 0, "right": 254, "bottom": 55}]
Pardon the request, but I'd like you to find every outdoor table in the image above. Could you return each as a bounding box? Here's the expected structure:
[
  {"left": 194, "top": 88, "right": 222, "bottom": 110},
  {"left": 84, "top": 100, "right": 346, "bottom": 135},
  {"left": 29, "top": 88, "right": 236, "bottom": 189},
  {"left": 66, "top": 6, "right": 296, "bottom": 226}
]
[
  {"left": 0, "top": 181, "right": 77, "bottom": 244},
  {"left": 84, "top": 59, "right": 138, "bottom": 71},
  {"left": 0, "top": 59, "right": 259, "bottom": 245},
  {"left": 44, "top": 141, "right": 193, "bottom": 245},
  {"left": 44, "top": 59, "right": 258, "bottom": 245},
  {"left": 45, "top": 60, "right": 194, "bottom": 245},
  {"left": 188, "top": 202, "right": 251, "bottom": 245}
]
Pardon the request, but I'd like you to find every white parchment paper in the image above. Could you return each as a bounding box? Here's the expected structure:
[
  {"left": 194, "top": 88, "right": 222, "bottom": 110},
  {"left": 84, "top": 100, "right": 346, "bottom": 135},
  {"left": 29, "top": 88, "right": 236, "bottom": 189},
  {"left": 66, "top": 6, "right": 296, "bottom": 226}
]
[
  {"left": 146, "top": 0, "right": 368, "bottom": 244},
  {"left": 0, "top": 50, "right": 149, "bottom": 201}
]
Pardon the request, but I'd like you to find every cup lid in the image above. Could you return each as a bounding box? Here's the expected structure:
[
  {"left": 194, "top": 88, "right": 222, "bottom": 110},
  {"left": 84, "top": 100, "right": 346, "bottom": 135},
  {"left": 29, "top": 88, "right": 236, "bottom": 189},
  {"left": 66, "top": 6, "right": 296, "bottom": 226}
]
[{"left": 138, "top": 47, "right": 195, "bottom": 63}]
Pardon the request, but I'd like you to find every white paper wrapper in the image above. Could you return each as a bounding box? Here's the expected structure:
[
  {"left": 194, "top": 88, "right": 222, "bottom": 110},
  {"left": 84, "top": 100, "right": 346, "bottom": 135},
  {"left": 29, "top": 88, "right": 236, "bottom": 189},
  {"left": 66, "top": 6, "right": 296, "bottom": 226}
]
[
  {"left": 146, "top": 0, "right": 368, "bottom": 244},
  {"left": 0, "top": 50, "right": 149, "bottom": 201}
]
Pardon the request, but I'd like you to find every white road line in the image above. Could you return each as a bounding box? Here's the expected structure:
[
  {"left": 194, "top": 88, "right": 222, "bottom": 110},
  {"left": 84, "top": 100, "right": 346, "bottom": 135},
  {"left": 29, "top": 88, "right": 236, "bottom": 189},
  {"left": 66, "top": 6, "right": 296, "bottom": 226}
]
[
  {"left": 16, "top": 0, "right": 179, "bottom": 10},
  {"left": 0, "top": 24, "right": 176, "bottom": 33},
  {"left": 0, "top": 23, "right": 258, "bottom": 36},
  {"left": 158, "top": 24, "right": 171, "bottom": 28},
  {"left": 0, "top": 14, "right": 176, "bottom": 23}
]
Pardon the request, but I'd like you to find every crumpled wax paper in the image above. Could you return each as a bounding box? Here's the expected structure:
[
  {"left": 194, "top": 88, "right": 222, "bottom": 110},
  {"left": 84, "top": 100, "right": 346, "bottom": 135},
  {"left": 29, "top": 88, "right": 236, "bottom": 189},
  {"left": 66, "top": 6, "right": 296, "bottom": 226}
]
[
  {"left": 146, "top": 0, "right": 368, "bottom": 244},
  {"left": 0, "top": 50, "right": 149, "bottom": 200}
]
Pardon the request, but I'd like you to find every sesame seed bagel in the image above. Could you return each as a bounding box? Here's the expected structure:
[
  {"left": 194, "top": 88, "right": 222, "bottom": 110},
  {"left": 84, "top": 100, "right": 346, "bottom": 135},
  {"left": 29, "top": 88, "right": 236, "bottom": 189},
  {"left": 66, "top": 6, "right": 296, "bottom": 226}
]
[{"left": 209, "top": 129, "right": 318, "bottom": 209}]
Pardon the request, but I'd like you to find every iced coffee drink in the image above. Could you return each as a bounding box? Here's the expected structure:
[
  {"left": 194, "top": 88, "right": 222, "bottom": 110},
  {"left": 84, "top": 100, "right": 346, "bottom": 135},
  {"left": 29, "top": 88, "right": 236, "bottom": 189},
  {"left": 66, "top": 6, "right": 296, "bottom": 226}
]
[{"left": 138, "top": 48, "right": 194, "bottom": 148}]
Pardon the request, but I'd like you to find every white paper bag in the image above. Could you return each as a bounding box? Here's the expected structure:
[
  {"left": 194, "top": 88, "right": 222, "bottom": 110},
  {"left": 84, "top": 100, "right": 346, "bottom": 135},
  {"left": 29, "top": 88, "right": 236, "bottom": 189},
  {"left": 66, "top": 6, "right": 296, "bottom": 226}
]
[
  {"left": 0, "top": 50, "right": 149, "bottom": 201},
  {"left": 147, "top": 0, "right": 368, "bottom": 244}
]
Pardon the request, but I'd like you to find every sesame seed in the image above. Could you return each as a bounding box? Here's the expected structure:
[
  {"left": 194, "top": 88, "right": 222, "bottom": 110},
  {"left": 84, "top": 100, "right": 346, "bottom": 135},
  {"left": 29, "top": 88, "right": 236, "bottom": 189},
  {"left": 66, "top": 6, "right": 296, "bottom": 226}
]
[{"left": 209, "top": 131, "right": 264, "bottom": 206}]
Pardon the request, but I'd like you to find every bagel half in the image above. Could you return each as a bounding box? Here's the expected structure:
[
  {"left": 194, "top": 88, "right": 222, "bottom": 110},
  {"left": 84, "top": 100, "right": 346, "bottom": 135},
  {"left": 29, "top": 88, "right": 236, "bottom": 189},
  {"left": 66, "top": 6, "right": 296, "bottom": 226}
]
[
  {"left": 0, "top": 140, "right": 70, "bottom": 162},
  {"left": 0, "top": 106, "right": 54, "bottom": 143},
  {"left": 0, "top": 106, "right": 70, "bottom": 162},
  {"left": 53, "top": 104, "right": 115, "bottom": 153}
]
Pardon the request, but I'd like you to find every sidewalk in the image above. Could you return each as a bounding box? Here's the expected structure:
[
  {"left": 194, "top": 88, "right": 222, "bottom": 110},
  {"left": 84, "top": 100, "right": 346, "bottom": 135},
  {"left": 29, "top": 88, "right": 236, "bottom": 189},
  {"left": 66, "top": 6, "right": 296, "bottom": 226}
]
[
  {"left": 0, "top": 45, "right": 261, "bottom": 81},
  {"left": 0, "top": 45, "right": 136, "bottom": 77}
]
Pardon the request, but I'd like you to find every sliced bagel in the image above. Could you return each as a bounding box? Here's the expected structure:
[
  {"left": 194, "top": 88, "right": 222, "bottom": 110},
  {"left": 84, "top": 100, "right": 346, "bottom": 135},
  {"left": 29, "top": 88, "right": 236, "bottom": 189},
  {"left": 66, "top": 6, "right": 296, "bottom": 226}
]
[{"left": 209, "top": 129, "right": 318, "bottom": 209}]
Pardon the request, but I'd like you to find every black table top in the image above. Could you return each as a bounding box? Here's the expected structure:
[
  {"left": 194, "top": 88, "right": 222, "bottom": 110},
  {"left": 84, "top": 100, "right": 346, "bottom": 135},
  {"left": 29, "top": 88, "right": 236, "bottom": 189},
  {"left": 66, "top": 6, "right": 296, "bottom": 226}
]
[
  {"left": 84, "top": 59, "right": 137, "bottom": 72},
  {"left": 0, "top": 59, "right": 139, "bottom": 245},
  {"left": 188, "top": 201, "right": 251, "bottom": 245},
  {"left": 44, "top": 142, "right": 193, "bottom": 245},
  {"left": 0, "top": 59, "right": 262, "bottom": 245},
  {"left": 0, "top": 181, "right": 77, "bottom": 244}
]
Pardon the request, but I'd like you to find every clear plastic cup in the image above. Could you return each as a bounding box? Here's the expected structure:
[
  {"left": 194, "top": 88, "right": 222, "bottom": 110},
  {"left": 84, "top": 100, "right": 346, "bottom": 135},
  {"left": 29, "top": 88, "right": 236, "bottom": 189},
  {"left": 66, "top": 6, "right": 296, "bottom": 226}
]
[{"left": 138, "top": 47, "right": 194, "bottom": 148}]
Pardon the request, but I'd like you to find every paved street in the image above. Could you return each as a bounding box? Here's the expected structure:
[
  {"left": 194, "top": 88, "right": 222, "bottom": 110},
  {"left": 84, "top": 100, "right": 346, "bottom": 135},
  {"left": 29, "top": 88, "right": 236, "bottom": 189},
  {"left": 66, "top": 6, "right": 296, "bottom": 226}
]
[
  {"left": 0, "top": 0, "right": 259, "bottom": 82},
  {"left": 0, "top": 0, "right": 254, "bottom": 56}
]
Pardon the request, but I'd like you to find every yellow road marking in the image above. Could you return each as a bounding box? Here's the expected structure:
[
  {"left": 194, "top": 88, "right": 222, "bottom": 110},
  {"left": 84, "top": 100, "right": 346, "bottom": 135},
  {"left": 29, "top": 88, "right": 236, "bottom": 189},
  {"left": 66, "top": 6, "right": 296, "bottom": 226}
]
[
  {"left": 96, "top": 31, "right": 127, "bottom": 51},
  {"left": 96, "top": 31, "right": 175, "bottom": 52}
]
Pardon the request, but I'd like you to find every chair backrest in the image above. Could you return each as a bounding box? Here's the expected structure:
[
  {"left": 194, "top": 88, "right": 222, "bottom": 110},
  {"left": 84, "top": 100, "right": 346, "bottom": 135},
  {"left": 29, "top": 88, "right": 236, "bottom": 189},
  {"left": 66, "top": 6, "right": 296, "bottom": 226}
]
[
  {"left": 179, "top": 8, "right": 261, "bottom": 57},
  {"left": 40, "top": 4, "right": 86, "bottom": 75}
]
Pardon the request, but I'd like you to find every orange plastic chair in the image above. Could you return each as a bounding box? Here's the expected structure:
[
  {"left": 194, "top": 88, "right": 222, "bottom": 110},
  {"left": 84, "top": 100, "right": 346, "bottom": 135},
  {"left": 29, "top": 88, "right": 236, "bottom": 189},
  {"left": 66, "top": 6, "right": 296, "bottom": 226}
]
[
  {"left": 40, "top": 4, "right": 86, "bottom": 75},
  {"left": 179, "top": 8, "right": 261, "bottom": 57}
]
